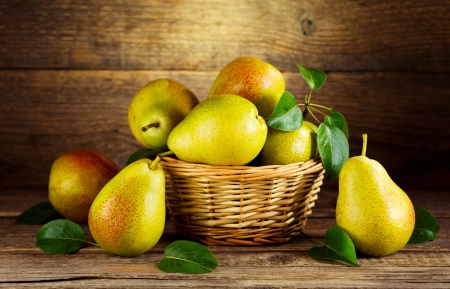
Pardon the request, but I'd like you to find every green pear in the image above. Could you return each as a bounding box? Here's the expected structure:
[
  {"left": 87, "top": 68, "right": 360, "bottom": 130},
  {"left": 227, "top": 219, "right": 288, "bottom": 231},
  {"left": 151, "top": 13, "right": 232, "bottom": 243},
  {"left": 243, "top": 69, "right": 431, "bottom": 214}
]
[
  {"left": 260, "top": 121, "right": 318, "bottom": 165},
  {"left": 336, "top": 134, "right": 415, "bottom": 257},
  {"left": 207, "top": 56, "right": 285, "bottom": 118},
  {"left": 48, "top": 149, "right": 120, "bottom": 224},
  {"left": 167, "top": 94, "right": 267, "bottom": 166},
  {"left": 88, "top": 158, "right": 165, "bottom": 257},
  {"left": 128, "top": 78, "right": 199, "bottom": 149}
]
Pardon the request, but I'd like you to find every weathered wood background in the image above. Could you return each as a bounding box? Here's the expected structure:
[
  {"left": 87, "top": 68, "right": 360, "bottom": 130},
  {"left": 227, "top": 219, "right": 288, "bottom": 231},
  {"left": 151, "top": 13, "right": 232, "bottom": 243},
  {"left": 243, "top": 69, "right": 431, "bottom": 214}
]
[{"left": 1, "top": 0, "right": 450, "bottom": 191}]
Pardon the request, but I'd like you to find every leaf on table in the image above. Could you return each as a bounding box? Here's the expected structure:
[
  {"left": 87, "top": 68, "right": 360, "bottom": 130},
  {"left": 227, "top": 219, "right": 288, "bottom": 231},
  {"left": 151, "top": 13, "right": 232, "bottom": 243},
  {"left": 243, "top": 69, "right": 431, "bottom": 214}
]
[
  {"left": 324, "top": 108, "right": 349, "bottom": 140},
  {"left": 317, "top": 122, "right": 349, "bottom": 181},
  {"left": 125, "top": 146, "right": 169, "bottom": 167},
  {"left": 36, "top": 219, "right": 86, "bottom": 254},
  {"left": 407, "top": 206, "right": 440, "bottom": 244},
  {"left": 158, "top": 240, "right": 218, "bottom": 274},
  {"left": 15, "top": 202, "right": 63, "bottom": 225},
  {"left": 308, "top": 226, "right": 359, "bottom": 267},
  {"left": 268, "top": 91, "right": 302, "bottom": 131},
  {"left": 297, "top": 64, "right": 327, "bottom": 90}
]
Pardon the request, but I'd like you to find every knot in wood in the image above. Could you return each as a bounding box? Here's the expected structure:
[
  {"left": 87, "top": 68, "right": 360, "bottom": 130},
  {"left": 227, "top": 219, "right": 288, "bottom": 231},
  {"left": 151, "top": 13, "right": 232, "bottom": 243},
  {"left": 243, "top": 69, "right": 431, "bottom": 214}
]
[{"left": 299, "top": 12, "right": 316, "bottom": 37}]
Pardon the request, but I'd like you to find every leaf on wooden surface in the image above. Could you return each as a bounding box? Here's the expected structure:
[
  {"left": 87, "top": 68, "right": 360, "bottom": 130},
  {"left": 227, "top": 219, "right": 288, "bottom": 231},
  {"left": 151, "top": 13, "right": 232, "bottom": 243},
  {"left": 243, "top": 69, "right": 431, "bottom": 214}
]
[
  {"left": 317, "top": 122, "right": 349, "bottom": 181},
  {"left": 324, "top": 108, "right": 349, "bottom": 140},
  {"left": 36, "top": 219, "right": 85, "bottom": 254},
  {"left": 15, "top": 202, "right": 63, "bottom": 225},
  {"left": 268, "top": 91, "right": 302, "bottom": 131},
  {"left": 297, "top": 64, "right": 327, "bottom": 90},
  {"left": 407, "top": 206, "right": 440, "bottom": 244},
  {"left": 158, "top": 240, "right": 218, "bottom": 274},
  {"left": 308, "top": 226, "right": 359, "bottom": 267},
  {"left": 125, "top": 146, "right": 169, "bottom": 166}
]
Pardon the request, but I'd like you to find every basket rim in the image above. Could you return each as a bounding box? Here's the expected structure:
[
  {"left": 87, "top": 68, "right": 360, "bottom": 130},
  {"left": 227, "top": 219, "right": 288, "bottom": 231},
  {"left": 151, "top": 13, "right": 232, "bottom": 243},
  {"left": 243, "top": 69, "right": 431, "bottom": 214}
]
[{"left": 160, "top": 156, "right": 323, "bottom": 181}]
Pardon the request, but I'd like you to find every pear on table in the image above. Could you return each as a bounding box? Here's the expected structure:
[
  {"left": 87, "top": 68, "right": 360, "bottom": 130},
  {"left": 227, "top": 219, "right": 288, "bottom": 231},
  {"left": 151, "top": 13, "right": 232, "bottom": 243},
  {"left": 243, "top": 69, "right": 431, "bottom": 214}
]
[
  {"left": 88, "top": 158, "right": 165, "bottom": 257},
  {"left": 48, "top": 149, "right": 120, "bottom": 224},
  {"left": 336, "top": 134, "right": 415, "bottom": 257}
]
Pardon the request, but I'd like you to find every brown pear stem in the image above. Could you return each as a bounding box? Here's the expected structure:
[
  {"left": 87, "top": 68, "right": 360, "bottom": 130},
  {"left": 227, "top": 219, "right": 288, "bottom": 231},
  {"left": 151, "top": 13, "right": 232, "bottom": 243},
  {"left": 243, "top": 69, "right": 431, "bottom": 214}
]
[
  {"left": 142, "top": 122, "right": 160, "bottom": 132},
  {"left": 149, "top": 156, "right": 161, "bottom": 170},
  {"left": 361, "top": 134, "right": 368, "bottom": 157},
  {"left": 302, "top": 105, "right": 309, "bottom": 119},
  {"left": 302, "top": 94, "right": 309, "bottom": 119}
]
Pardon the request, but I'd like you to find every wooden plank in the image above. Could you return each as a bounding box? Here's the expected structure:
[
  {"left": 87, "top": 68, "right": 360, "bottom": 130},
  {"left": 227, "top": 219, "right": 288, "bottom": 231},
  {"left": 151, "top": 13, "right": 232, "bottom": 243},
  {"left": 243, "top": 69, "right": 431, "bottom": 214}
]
[
  {"left": 1, "top": 1, "right": 450, "bottom": 72},
  {"left": 0, "top": 256, "right": 449, "bottom": 286},
  {"left": 1, "top": 194, "right": 449, "bottom": 287},
  {"left": 1, "top": 217, "right": 449, "bottom": 255},
  {"left": 1, "top": 70, "right": 449, "bottom": 190},
  {"left": 1, "top": 278, "right": 450, "bottom": 289}
]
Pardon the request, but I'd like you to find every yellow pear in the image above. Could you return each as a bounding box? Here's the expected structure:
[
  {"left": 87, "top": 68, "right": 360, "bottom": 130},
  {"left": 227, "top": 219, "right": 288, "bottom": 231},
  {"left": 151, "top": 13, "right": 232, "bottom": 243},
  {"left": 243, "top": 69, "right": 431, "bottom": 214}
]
[
  {"left": 167, "top": 94, "right": 267, "bottom": 166},
  {"left": 128, "top": 78, "right": 199, "bottom": 149},
  {"left": 207, "top": 56, "right": 285, "bottom": 118},
  {"left": 260, "top": 121, "right": 318, "bottom": 165},
  {"left": 336, "top": 134, "right": 415, "bottom": 257},
  {"left": 88, "top": 158, "right": 165, "bottom": 257}
]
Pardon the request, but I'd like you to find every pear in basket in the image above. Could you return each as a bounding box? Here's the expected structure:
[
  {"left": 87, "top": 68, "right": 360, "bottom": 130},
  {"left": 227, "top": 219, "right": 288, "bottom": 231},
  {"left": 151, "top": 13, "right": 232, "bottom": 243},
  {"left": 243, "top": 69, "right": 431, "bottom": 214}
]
[
  {"left": 128, "top": 78, "right": 199, "bottom": 149},
  {"left": 260, "top": 121, "right": 318, "bottom": 165},
  {"left": 207, "top": 56, "right": 285, "bottom": 118},
  {"left": 167, "top": 94, "right": 267, "bottom": 166}
]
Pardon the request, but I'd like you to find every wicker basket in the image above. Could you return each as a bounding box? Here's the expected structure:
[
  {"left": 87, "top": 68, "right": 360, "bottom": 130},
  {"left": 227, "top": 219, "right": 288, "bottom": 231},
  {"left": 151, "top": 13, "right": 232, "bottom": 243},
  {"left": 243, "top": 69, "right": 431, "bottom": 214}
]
[{"left": 160, "top": 156, "right": 325, "bottom": 246}]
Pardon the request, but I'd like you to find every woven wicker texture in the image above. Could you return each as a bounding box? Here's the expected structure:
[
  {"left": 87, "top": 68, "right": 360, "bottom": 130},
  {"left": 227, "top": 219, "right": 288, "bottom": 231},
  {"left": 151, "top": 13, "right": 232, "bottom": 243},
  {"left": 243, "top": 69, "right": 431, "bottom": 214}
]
[{"left": 160, "top": 156, "right": 325, "bottom": 246}]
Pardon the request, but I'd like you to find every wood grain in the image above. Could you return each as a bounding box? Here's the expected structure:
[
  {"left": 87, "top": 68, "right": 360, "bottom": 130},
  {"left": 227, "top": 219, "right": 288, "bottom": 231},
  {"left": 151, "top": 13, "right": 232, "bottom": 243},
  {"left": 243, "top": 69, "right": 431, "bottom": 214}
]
[
  {"left": 1, "top": 70, "right": 449, "bottom": 190},
  {"left": 0, "top": 190, "right": 449, "bottom": 287},
  {"left": 1, "top": 215, "right": 450, "bottom": 287},
  {"left": 1, "top": 0, "right": 450, "bottom": 71}
]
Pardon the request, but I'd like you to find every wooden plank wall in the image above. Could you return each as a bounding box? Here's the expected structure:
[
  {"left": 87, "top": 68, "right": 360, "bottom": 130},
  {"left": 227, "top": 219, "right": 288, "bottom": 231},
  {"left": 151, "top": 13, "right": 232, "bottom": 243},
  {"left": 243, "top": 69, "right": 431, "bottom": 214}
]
[{"left": 1, "top": 0, "right": 449, "bottom": 191}]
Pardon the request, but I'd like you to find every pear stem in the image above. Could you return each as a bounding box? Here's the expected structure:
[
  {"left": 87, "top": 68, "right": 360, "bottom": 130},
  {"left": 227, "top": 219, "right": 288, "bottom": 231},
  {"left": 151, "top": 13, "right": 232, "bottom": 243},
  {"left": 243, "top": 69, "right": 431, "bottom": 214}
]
[
  {"left": 142, "top": 122, "right": 160, "bottom": 132},
  {"left": 158, "top": 150, "right": 175, "bottom": 157},
  {"left": 361, "top": 134, "right": 368, "bottom": 157},
  {"left": 150, "top": 156, "right": 161, "bottom": 170}
]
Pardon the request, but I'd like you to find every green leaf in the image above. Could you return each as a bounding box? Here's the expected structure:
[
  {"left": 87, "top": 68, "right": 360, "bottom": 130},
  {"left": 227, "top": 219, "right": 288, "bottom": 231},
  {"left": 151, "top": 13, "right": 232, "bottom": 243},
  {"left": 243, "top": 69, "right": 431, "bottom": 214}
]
[
  {"left": 308, "top": 226, "right": 359, "bottom": 267},
  {"left": 407, "top": 206, "right": 440, "bottom": 244},
  {"left": 268, "top": 91, "right": 303, "bottom": 131},
  {"left": 36, "top": 219, "right": 85, "bottom": 254},
  {"left": 317, "top": 122, "right": 349, "bottom": 181},
  {"left": 125, "top": 146, "right": 169, "bottom": 166},
  {"left": 158, "top": 240, "right": 218, "bottom": 274},
  {"left": 15, "top": 202, "right": 63, "bottom": 225},
  {"left": 297, "top": 64, "right": 327, "bottom": 90},
  {"left": 324, "top": 108, "right": 349, "bottom": 140}
]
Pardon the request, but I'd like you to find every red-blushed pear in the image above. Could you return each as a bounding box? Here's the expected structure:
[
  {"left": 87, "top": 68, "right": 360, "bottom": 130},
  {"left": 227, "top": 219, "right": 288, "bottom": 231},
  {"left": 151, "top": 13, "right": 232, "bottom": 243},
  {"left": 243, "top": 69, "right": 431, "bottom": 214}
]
[
  {"left": 207, "top": 56, "right": 285, "bottom": 118},
  {"left": 128, "top": 78, "right": 199, "bottom": 149},
  {"left": 88, "top": 158, "right": 165, "bottom": 257},
  {"left": 48, "top": 149, "right": 120, "bottom": 224},
  {"left": 336, "top": 134, "right": 415, "bottom": 257}
]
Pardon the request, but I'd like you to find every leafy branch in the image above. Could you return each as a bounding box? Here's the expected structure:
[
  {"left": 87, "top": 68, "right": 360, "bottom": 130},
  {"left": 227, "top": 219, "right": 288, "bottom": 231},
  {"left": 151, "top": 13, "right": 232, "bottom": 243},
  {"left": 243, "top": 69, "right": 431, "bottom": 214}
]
[{"left": 267, "top": 63, "right": 349, "bottom": 181}]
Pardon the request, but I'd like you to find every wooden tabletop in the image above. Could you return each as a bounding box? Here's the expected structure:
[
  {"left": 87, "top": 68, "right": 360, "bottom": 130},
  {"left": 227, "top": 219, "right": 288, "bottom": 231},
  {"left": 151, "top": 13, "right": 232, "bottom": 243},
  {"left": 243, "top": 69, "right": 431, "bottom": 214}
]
[{"left": 0, "top": 189, "right": 449, "bottom": 288}]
